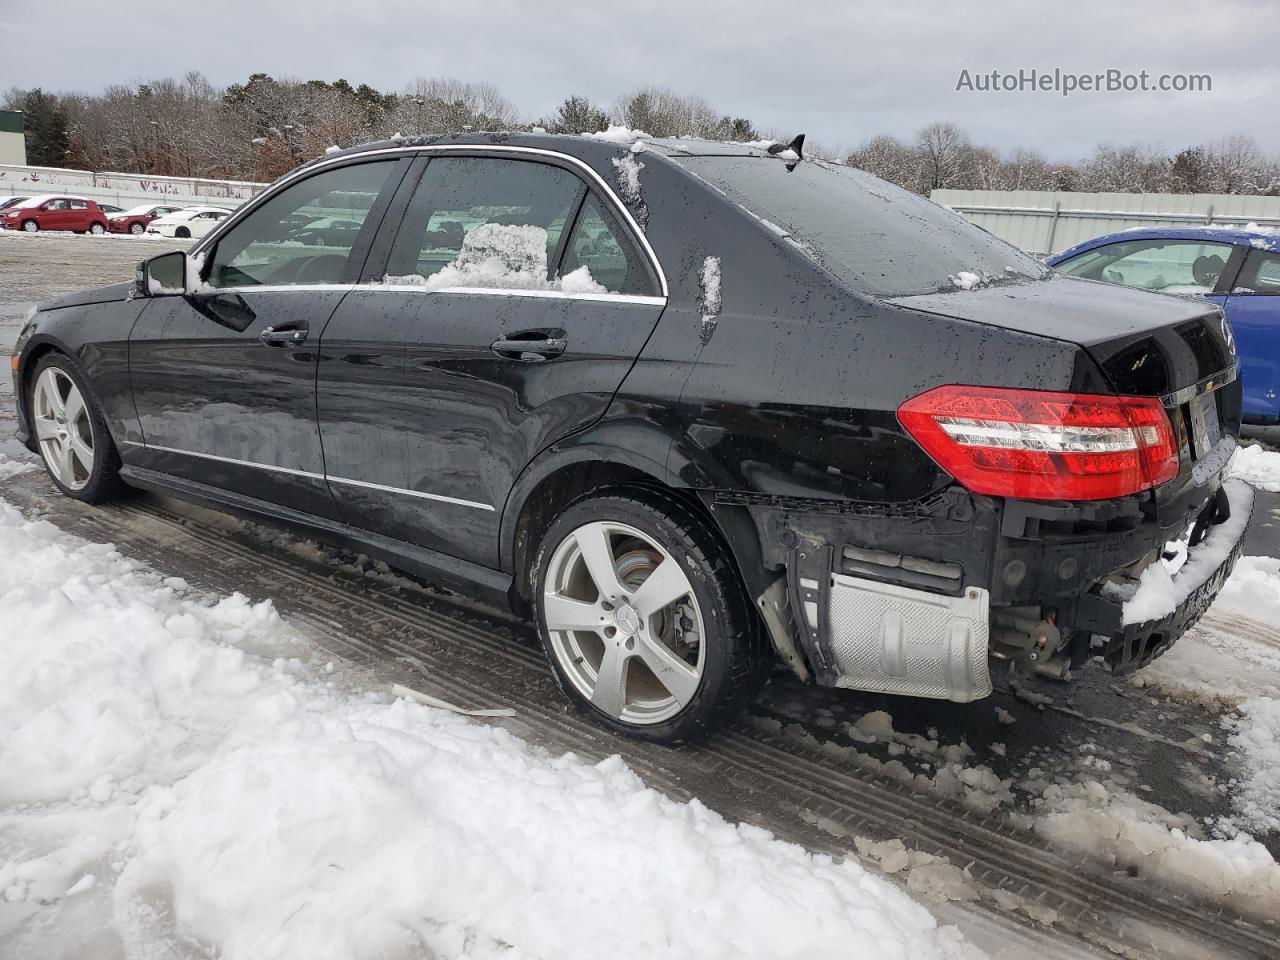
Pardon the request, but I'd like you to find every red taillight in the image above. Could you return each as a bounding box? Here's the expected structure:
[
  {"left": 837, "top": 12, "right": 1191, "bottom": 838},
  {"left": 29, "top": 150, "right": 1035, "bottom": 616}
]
[{"left": 898, "top": 385, "right": 1179, "bottom": 501}]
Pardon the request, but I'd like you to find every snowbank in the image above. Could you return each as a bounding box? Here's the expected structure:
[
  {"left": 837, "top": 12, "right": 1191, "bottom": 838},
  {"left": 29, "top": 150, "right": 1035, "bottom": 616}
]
[
  {"left": 0, "top": 499, "right": 967, "bottom": 960},
  {"left": 1028, "top": 777, "right": 1280, "bottom": 921},
  {"left": 1230, "top": 443, "right": 1280, "bottom": 492}
]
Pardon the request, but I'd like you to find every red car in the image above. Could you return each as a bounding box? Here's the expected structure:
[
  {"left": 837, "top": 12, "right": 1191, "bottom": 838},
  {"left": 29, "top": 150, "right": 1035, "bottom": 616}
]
[
  {"left": 0, "top": 195, "right": 110, "bottom": 234},
  {"left": 107, "top": 203, "right": 186, "bottom": 235}
]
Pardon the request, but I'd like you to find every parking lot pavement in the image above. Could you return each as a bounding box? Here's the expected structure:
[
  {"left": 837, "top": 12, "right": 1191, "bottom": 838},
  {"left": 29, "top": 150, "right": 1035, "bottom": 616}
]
[{"left": 0, "top": 231, "right": 190, "bottom": 303}]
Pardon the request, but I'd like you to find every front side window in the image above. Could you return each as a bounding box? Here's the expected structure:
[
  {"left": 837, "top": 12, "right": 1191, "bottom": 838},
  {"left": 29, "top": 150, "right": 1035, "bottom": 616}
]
[
  {"left": 385, "top": 157, "right": 586, "bottom": 290},
  {"left": 1056, "top": 239, "right": 1234, "bottom": 294},
  {"left": 205, "top": 160, "right": 397, "bottom": 288},
  {"left": 47, "top": 200, "right": 70, "bottom": 210}
]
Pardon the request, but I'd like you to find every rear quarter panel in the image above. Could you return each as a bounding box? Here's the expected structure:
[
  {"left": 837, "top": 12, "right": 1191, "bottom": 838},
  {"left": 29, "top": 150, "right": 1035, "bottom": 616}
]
[{"left": 617, "top": 154, "right": 1091, "bottom": 504}]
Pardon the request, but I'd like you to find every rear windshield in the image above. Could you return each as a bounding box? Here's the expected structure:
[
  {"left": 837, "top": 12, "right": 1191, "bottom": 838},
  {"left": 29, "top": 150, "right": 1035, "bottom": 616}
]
[{"left": 679, "top": 157, "right": 1047, "bottom": 297}]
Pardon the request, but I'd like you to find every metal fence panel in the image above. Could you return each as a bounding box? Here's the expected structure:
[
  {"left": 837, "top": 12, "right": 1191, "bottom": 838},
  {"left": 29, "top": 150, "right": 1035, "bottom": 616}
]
[{"left": 931, "top": 188, "right": 1280, "bottom": 256}]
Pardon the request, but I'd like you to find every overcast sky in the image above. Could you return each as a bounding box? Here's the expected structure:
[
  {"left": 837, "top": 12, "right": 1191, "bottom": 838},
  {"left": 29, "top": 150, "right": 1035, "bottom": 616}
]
[{"left": 3, "top": 0, "right": 1277, "bottom": 160}]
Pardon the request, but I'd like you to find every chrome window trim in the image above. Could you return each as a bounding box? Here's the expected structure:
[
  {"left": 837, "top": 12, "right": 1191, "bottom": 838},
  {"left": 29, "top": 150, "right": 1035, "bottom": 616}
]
[
  {"left": 195, "top": 282, "right": 664, "bottom": 306},
  {"left": 192, "top": 143, "right": 669, "bottom": 298},
  {"left": 123, "top": 440, "right": 494, "bottom": 512}
]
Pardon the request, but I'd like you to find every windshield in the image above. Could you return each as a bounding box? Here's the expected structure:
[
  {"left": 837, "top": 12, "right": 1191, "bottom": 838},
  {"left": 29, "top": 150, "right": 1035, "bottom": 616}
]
[
  {"left": 679, "top": 157, "right": 1047, "bottom": 297},
  {"left": 119, "top": 204, "right": 158, "bottom": 217},
  {"left": 14, "top": 195, "right": 56, "bottom": 209}
]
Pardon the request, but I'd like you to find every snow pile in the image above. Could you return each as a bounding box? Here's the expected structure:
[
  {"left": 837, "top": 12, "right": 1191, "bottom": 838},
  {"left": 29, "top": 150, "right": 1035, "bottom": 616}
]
[
  {"left": 383, "top": 223, "right": 606, "bottom": 295},
  {"left": 0, "top": 499, "right": 968, "bottom": 960},
  {"left": 1230, "top": 443, "right": 1280, "bottom": 492},
  {"left": 1025, "top": 776, "right": 1280, "bottom": 921},
  {"left": 1222, "top": 698, "right": 1280, "bottom": 836},
  {"left": 948, "top": 271, "right": 992, "bottom": 291},
  {"left": 1119, "top": 478, "right": 1253, "bottom": 624},
  {"left": 582, "top": 125, "right": 652, "bottom": 142}
]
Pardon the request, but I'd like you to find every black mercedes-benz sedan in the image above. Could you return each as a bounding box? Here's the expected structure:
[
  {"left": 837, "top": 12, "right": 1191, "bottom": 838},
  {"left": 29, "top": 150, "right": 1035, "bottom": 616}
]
[{"left": 9, "top": 132, "right": 1251, "bottom": 741}]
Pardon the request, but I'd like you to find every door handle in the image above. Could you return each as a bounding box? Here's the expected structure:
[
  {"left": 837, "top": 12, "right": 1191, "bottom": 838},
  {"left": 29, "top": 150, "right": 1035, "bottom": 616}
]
[
  {"left": 259, "top": 323, "right": 309, "bottom": 346},
  {"left": 490, "top": 334, "right": 567, "bottom": 361}
]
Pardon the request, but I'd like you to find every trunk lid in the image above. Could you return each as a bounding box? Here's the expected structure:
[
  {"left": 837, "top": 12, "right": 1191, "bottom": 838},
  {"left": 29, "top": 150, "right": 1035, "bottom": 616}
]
[{"left": 892, "top": 273, "right": 1240, "bottom": 521}]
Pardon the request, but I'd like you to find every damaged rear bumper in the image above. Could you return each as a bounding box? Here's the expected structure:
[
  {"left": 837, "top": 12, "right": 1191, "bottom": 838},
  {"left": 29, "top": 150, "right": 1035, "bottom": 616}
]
[
  {"left": 1080, "top": 478, "right": 1253, "bottom": 675},
  {"left": 734, "top": 474, "right": 1252, "bottom": 702}
]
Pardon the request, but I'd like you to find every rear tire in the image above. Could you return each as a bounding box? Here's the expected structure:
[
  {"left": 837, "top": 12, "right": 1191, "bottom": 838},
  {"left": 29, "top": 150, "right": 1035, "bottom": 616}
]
[
  {"left": 174, "top": 226, "right": 190, "bottom": 239},
  {"left": 89, "top": 222, "right": 105, "bottom": 235},
  {"left": 533, "top": 489, "right": 765, "bottom": 743},
  {"left": 27, "top": 353, "right": 128, "bottom": 504}
]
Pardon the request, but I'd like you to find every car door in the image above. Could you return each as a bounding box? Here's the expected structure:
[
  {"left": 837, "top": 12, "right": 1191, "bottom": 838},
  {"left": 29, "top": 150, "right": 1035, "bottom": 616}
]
[
  {"left": 317, "top": 151, "right": 666, "bottom": 566},
  {"left": 69, "top": 199, "right": 92, "bottom": 230},
  {"left": 42, "top": 198, "right": 72, "bottom": 230},
  {"left": 127, "top": 157, "right": 406, "bottom": 520},
  {"left": 1222, "top": 246, "right": 1280, "bottom": 421}
]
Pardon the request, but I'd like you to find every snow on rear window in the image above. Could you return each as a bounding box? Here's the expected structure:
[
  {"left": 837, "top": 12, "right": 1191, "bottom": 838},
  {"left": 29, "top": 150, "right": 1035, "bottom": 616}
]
[{"left": 383, "top": 222, "right": 606, "bottom": 294}]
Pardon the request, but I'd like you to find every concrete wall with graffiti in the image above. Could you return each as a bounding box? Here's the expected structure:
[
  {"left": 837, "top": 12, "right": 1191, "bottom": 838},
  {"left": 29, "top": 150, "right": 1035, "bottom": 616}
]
[{"left": 0, "top": 163, "right": 266, "bottom": 210}]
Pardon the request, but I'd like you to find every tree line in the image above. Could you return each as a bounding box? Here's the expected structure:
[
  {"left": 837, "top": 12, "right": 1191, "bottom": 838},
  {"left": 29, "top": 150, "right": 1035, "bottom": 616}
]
[{"left": 4, "top": 74, "right": 1278, "bottom": 196}]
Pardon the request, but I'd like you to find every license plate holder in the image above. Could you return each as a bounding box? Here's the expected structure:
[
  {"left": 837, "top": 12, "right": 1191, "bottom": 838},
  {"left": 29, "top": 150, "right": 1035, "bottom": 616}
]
[{"left": 1189, "top": 390, "right": 1221, "bottom": 459}]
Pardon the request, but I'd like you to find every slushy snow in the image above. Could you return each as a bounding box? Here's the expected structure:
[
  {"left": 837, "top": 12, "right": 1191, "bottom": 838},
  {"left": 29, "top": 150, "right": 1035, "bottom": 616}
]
[{"left": 0, "top": 498, "right": 968, "bottom": 960}]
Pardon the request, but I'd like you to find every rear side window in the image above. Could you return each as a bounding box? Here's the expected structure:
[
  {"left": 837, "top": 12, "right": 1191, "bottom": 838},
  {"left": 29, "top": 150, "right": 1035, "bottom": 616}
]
[
  {"left": 1056, "top": 239, "right": 1234, "bottom": 294},
  {"left": 205, "top": 160, "right": 397, "bottom": 288},
  {"left": 1235, "top": 248, "right": 1280, "bottom": 294},
  {"left": 560, "top": 196, "right": 656, "bottom": 296},
  {"left": 385, "top": 157, "right": 584, "bottom": 289},
  {"left": 678, "top": 156, "right": 1046, "bottom": 297}
]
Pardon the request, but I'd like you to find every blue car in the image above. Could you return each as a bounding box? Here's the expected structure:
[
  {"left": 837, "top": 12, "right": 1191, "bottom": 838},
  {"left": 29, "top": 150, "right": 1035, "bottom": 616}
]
[{"left": 1048, "top": 227, "right": 1280, "bottom": 423}]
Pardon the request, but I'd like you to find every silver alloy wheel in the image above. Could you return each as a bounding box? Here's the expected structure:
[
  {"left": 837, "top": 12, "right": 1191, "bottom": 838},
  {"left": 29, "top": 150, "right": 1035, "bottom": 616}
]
[
  {"left": 90, "top": 223, "right": 104, "bottom": 234},
  {"left": 543, "top": 520, "right": 705, "bottom": 725},
  {"left": 32, "top": 367, "right": 94, "bottom": 491},
  {"left": 22, "top": 220, "right": 36, "bottom": 232},
  {"left": 130, "top": 222, "right": 144, "bottom": 235}
]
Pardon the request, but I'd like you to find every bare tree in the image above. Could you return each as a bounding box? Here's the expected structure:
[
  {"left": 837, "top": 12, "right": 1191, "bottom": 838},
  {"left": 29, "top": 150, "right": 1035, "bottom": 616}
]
[
  {"left": 846, "top": 134, "right": 917, "bottom": 189},
  {"left": 916, "top": 122, "right": 974, "bottom": 192}
]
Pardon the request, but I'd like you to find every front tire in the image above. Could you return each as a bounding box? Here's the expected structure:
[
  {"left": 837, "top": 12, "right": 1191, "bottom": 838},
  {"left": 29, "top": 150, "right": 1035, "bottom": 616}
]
[
  {"left": 130, "top": 222, "right": 145, "bottom": 235},
  {"left": 21, "top": 219, "right": 37, "bottom": 232},
  {"left": 28, "top": 354, "right": 127, "bottom": 503},
  {"left": 533, "top": 490, "right": 764, "bottom": 742}
]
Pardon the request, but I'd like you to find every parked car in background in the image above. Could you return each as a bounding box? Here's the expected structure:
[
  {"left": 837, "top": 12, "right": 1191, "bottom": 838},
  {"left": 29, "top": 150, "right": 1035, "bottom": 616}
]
[
  {"left": 12, "top": 134, "right": 1249, "bottom": 742},
  {"left": 0, "top": 195, "right": 28, "bottom": 209},
  {"left": 97, "top": 203, "right": 125, "bottom": 214},
  {"left": 108, "top": 203, "right": 186, "bottom": 235},
  {"left": 289, "top": 215, "right": 364, "bottom": 246},
  {"left": 1049, "top": 227, "right": 1280, "bottom": 424},
  {"left": 0, "top": 195, "right": 110, "bottom": 234},
  {"left": 145, "top": 206, "right": 234, "bottom": 239}
]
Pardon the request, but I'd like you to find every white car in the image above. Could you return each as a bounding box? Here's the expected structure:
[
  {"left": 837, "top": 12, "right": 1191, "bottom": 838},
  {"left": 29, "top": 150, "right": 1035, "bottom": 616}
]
[{"left": 146, "top": 206, "right": 235, "bottom": 239}]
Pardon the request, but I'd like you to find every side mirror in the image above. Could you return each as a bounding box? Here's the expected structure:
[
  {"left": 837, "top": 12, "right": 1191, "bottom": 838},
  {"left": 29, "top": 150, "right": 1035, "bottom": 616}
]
[{"left": 137, "top": 250, "right": 188, "bottom": 297}]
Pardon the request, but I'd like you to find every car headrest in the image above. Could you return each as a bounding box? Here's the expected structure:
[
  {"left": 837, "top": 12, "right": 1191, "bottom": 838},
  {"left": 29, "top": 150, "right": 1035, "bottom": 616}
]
[{"left": 1193, "top": 254, "right": 1226, "bottom": 287}]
